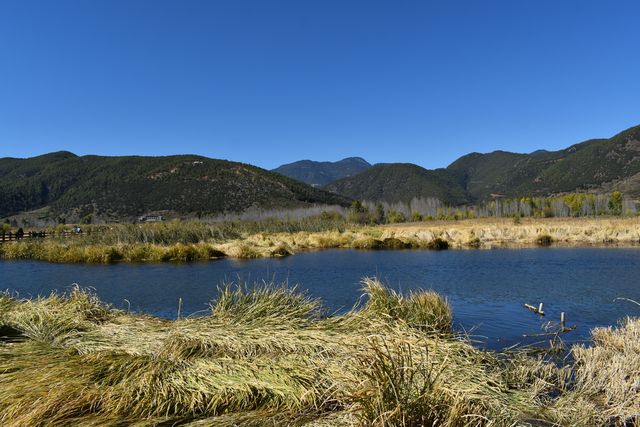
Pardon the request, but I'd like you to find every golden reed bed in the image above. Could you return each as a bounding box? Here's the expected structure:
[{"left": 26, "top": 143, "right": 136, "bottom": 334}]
[
  {"left": 218, "top": 217, "right": 640, "bottom": 258},
  {"left": 1, "top": 217, "right": 640, "bottom": 263}
]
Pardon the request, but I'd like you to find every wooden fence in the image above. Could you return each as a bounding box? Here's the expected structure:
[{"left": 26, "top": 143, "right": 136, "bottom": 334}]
[{"left": 0, "top": 230, "right": 83, "bottom": 243}]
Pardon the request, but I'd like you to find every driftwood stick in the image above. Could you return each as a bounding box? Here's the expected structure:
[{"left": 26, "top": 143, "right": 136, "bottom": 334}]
[{"left": 524, "top": 303, "right": 545, "bottom": 315}]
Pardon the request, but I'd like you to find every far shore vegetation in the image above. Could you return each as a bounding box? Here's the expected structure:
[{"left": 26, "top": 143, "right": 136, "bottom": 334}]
[
  {"left": 1, "top": 192, "right": 639, "bottom": 264},
  {"left": 1, "top": 280, "right": 638, "bottom": 426}
]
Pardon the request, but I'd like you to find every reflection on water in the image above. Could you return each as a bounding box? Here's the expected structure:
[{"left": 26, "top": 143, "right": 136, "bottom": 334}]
[{"left": 2, "top": 248, "right": 640, "bottom": 349}]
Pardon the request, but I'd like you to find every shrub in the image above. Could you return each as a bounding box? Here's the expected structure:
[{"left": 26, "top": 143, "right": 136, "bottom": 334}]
[
  {"left": 382, "top": 237, "right": 411, "bottom": 249},
  {"left": 373, "top": 204, "right": 386, "bottom": 224},
  {"left": 347, "top": 201, "right": 372, "bottom": 224},
  {"left": 194, "top": 243, "right": 225, "bottom": 260},
  {"left": 387, "top": 210, "right": 406, "bottom": 224},
  {"left": 426, "top": 238, "right": 449, "bottom": 250},
  {"left": 466, "top": 237, "right": 481, "bottom": 248},
  {"left": 352, "top": 237, "right": 385, "bottom": 250},
  {"left": 270, "top": 244, "right": 292, "bottom": 257},
  {"left": 542, "top": 207, "right": 554, "bottom": 218},
  {"left": 536, "top": 234, "right": 553, "bottom": 247},
  {"left": 609, "top": 191, "right": 623, "bottom": 216}
]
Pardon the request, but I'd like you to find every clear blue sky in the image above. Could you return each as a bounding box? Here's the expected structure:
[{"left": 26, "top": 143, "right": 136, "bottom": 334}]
[{"left": 1, "top": 1, "right": 639, "bottom": 170}]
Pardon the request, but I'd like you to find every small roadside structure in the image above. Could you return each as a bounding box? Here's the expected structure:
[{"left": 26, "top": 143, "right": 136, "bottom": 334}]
[{"left": 138, "top": 215, "right": 165, "bottom": 223}]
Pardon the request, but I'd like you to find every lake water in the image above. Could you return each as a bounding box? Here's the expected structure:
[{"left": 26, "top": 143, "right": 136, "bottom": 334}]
[{"left": 2, "top": 248, "right": 640, "bottom": 350}]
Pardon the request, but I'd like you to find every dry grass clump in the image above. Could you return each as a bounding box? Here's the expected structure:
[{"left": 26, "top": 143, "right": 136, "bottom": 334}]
[
  {"left": 0, "top": 286, "right": 113, "bottom": 346},
  {"left": 1, "top": 281, "right": 638, "bottom": 426},
  {"left": 351, "top": 336, "right": 540, "bottom": 427},
  {"left": 210, "top": 282, "right": 322, "bottom": 325},
  {"left": 232, "top": 243, "right": 262, "bottom": 259},
  {"left": 360, "top": 278, "right": 452, "bottom": 334},
  {"left": 307, "top": 232, "right": 353, "bottom": 249},
  {"left": 0, "top": 292, "right": 16, "bottom": 319},
  {"left": 567, "top": 318, "right": 640, "bottom": 426},
  {"left": 0, "top": 292, "right": 19, "bottom": 339}
]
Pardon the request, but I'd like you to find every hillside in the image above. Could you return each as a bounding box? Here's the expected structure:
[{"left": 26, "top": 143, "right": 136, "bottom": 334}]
[
  {"left": 323, "top": 124, "right": 640, "bottom": 204},
  {"left": 324, "top": 163, "right": 471, "bottom": 205},
  {"left": 0, "top": 152, "right": 351, "bottom": 220},
  {"left": 272, "top": 157, "right": 371, "bottom": 186},
  {"left": 448, "top": 124, "right": 640, "bottom": 199},
  {"left": 3, "top": 125, "right": 639, "bottom": 219}
]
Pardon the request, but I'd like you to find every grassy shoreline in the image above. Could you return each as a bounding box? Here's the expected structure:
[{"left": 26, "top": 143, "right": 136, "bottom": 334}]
[
  {"left": 2, "top": 217, "right": 640, "bottom": 263},
  {"left": 1, "top": 280, "right": 638, "bottom": 426}
]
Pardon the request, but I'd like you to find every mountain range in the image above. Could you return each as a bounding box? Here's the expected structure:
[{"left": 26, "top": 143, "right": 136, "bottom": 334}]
[
  {"left": 1, "top": 123, "right": 639, "bottom": 221},
  {"left": 0, "top": 152, "right": 350, "bottom": 221},
  {"left": 272, "top": 157, "right": 371, "bottom": 187},
  {"left": 324, "top": 163, "right": 472, "bottom": 205},
  {"left": 324, "top": 124, "right": 640, "bottom": 203}
]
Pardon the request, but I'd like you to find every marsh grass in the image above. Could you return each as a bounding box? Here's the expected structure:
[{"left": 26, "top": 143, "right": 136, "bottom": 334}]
[
  {"left": 232, "top": 243, "right": 262, "bottom": 259},
  {"left": 384, "top": 217, "right": 640, "bottom": 249},
  {"left": 70, "top": 215, "right": 350, "bottom": 246},
  {"left": 0, "top": 230, "right": 437, "bottom": 263},
  {"left": 567, "top": 318, "right": 640, "bottom": 426},
  {"left": 0, "top": 292, "right": 15, "bottom": 319},
  {"left": 1, "top": 279, "right": 636, "bottom": 425},
  {"left": 353, "top": 339, "right": 447, "bottom": 426},
  {"left": 360, "top": 278, "right": 452, "bottom": 334},
  {"left": 351, "top": 336, "right": 539, "bottom": 427},
  {"left": 0, "top": 240, "right": 227, "bottom": 263},
  {"left": 210, "top": 282, "right": 322, "bottom": 325},
  {"left": 4, "top": 217, "right": 640, "bottom": 264}
]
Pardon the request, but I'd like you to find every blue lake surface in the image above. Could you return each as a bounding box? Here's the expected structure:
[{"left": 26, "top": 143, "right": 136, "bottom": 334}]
[{"left": 2, "top": 248, "right": 640, "bottom": 349}]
